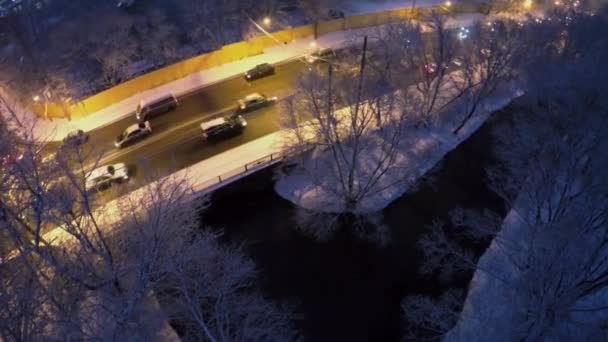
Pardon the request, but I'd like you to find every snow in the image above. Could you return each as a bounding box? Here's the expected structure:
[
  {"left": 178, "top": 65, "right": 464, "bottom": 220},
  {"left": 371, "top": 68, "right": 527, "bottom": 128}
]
[
  {"left": 39, "top": 133, "right": 284, "bottom": 247},
  {"left": 349, "top": 0, "right": 447, "bottom": 15},
  {"left": 446, "top": 201, "right": 608, "bottom": 341},
  {"left": 14, "top": 9, "right": 493, "bottom": 142},
  {"left": 27, "top": 10, "right": 513, "bottom": 246},
  {"left": 274, "top": 81, "right": 523, "bottom": 213},
  {"left": 446, "top": 134, "right": 608, "bottom": 340}
]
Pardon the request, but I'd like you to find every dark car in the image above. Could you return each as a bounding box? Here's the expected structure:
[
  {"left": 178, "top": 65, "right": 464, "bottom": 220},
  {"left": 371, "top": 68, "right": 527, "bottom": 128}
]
[
  {"left": 244, "top": 63, "right": 275, "bottom": 81},
  {"left": 328, "top": 9, "right": 345, "bottom": 19},
  {"left": 200, "top": 115, "right": 247, "bottom": 141},
  {"left": 63, "top": 129, "right": 88, "bottom": 146},
  {"left": 135, "top": 94, "right": 179, "bottom": 122}
]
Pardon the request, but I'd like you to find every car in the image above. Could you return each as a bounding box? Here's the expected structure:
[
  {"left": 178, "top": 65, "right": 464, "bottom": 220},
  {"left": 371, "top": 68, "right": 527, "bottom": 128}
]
[
  {"left": 85, "top": 163, "right": 129, "bottom": 191},
  {"left": 423, "top": 62, "right": 438, "bottom": 75},
  {"left": 278, "top": 4, "right": 297, "bottom": 12},
  {"left": 62, "top": 129, "right": 88, "bottom": 146},
  {"left": 328, "top": 9, "right": 345, "bottom": 19},
  {"left": 1, "top": 152, "right": 22, "bottom": 168},
  {"left": 451, "top": 57, "right": 464, "bottom": 67},
  {"left": 244, "top": 63, "right": 275, "bottom": 81},
  {"left": 305, "top": 47, "right": 337, "bottom": 64},
  {"left": 236, "top": 93, "right": 277, "bottom": 114},
  {"left": 117, "top": 0, "right": 135, "bottom": 8},
  {"left": 135, "top": 94, "right": 179, "bottom": 122},
  {"left": 200, "top": 115, "right": 247, "bottom": 141},
  {"left": 115, "top": 121, "right": 152, "bottom": 148}
]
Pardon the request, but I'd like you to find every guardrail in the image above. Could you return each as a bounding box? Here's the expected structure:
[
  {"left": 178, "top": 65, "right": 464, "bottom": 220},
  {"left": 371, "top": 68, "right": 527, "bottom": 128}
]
[{"left": 194, "top": 151, "right": 285, "bottom": 195}]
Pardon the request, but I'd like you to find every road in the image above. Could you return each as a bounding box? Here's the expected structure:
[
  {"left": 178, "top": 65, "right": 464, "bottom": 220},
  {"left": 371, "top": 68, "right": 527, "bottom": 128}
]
[
  {"left": 50, "top": 43, "right": 424, "bottom": 204},
  {"left": 83, "top": 59, "right": 309, "bottom": 202}
]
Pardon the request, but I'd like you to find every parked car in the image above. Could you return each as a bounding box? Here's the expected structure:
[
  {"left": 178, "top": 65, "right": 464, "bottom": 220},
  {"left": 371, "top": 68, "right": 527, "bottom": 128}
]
[
  {"left": 328, "top": 9, "right": 345, "bottom": 19},
  {"left": 236, "top": 93, "right": 277, "bottom": 114},
  {"left": 1, "top": 152, "right": 22, "bottom": 168},
  {"left": 62, "top": 129, "right": 88, "bottom": 146},
  {"left": 135, "top": 94, "right": 178, "bottom": 122},
  {"left": 85, "top": 163, "right": 129, "bottom": 191},
  {"left": 244, "top": 63, "right": 275, "bottom": 81},
  {"left": 200, "top": 115, "right": 247, "bottom": 141},
  {"left": 305, "top": 47, "right": 337, "bottom": 64},
  {"left": 115, "top": 121, "right": 152, "bottom": 148},
  {"left": 278, "top": 4, "right": 297, "bottom": 12}
]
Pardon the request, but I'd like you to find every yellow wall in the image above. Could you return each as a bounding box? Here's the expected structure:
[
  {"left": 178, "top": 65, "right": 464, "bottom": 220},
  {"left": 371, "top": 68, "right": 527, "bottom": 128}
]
[{"left": 35, "top": 4, "right": 484, "bottom": 119}]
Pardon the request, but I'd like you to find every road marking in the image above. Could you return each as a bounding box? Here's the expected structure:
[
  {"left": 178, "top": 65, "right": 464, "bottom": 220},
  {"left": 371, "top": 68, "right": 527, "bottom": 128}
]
[{"left": 92, "top": 93, "right": 294, "bottom": 168}]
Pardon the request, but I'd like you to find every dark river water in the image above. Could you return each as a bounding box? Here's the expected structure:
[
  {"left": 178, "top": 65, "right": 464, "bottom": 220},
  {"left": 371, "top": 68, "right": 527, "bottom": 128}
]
[{"left": 201, "top": 114, "right": 507, "bottom": 342}]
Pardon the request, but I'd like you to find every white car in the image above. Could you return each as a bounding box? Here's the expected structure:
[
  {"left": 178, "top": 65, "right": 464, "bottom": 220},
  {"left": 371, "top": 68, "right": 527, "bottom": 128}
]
[
  {"left": 85, "top": 163, "right": 129, "bottom": 190},
  {"left": 305, "top": 47, "right": 336, "bottom": 64},
  {"left": 115, "top": 121, "right": 152, "bottom": 148},
  {"left": 236, "top": 93, "right": 277, "bottom": 113}
]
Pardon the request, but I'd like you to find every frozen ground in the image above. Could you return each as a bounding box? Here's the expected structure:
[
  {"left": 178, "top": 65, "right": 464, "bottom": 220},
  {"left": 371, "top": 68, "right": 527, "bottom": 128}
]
[
  {"left": 446, "top": 198, "right": 608, "bottom": 341},
  {"left": 274, "top": 85, "right": 523, "bottom": 213}
]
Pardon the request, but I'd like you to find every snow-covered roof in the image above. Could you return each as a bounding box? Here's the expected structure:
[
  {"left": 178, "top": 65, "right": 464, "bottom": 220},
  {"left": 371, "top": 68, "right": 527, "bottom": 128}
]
[
  {"left": 200, "top": 117, "right": 227, "bottom": 131},
  {"left": 88, "top": 163, "right": 127, "bottom": 181},
  {"left": 244, "top": 93, "right": 264, "bottom": 101},
  {"left": 124, "top": 123, "right": 143, "bottom": 135}
]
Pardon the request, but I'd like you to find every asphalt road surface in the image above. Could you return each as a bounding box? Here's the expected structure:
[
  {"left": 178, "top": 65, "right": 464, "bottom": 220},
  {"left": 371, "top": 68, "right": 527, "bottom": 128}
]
[{"left": 85, "top": 59, "right": 310, "bottom": 202}]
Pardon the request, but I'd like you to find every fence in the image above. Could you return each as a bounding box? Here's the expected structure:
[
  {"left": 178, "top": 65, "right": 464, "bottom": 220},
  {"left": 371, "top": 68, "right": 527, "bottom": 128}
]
[
  {"left": 32, "top": 2, "right": 489, "bottom": 119},
  {"left": 193, "top": 152, "right": 285, "bottom": 195}
]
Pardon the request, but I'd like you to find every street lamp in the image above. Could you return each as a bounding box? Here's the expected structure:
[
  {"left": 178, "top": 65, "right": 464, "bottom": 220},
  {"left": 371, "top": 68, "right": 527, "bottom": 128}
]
[
  {"left": 523, "top": 0, "right": 533, "bottom": 9},
  {"left": 263, "top": 17, "right": 271, "bottom": 27},
  {"left": 445, "top": 0, "right": 452, "bottom": 7}
]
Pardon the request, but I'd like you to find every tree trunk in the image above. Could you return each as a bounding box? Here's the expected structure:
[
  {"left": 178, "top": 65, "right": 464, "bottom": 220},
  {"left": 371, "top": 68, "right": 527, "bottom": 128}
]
[{"left": 452, "top": 101, "right": 479, "bottom": 135}]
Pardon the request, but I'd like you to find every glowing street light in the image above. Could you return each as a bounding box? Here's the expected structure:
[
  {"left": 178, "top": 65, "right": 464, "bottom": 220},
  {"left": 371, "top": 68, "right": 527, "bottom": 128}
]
[
  {"left": 32, "top": 95, "right": 41, "bottom": 102},
  {"left": 263, "top": 17, "right": 271, "bottom": 27},
  {"left": 444, "top": 0, "right": 452, "bottom": 7},
  {"left": 523, "top": 0, "right": 533, "bottom": 9}
]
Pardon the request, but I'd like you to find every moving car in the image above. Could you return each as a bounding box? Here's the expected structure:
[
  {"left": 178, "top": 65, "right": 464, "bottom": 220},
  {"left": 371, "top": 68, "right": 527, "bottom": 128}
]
[
  {"left": 305, "top": 47, "right": 337, "bottom": 64},
  {"left": 236, "top": 93, "right": 277, "bottom": 114},
  {"left": 115, "top": 121, "right": 152, "bottom": 148},
  {"left": 328, "top": 9, "right": 345, "bottom": 19},
  {"left": 244, "top": 63, "right": 275, "bottom": 81},
  {"left": 200, "top": 115, "right": 247, "bottom": 141},
  {"left": 85, "top": 163, "right": 129, "bottom": 191},
  {"left": 63, "top": 129, "right": 88, "bottom": 146},
  {"left": 135, "top": 94, "right": 178, "bottom": 122}
]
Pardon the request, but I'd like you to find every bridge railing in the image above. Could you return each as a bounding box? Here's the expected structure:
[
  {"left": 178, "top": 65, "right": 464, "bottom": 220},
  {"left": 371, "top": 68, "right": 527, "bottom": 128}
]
[{"left": 193, "top": 152, "right": 286, "bottom": 195}]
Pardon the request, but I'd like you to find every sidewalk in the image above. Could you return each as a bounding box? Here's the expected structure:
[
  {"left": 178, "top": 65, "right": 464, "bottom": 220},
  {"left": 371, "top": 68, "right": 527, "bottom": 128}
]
[{"left": 24, "top": 0, "right": 458, "bottom": 142}]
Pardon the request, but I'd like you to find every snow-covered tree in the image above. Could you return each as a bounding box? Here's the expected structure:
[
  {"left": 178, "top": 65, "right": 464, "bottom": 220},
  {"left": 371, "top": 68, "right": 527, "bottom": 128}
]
[
  {"left": 408, "top": 10, "right": 608, "bottom": 341},
  {"left": 278, "top": 37, "right": 419, "bottom": 214},
  {"left": 0, "top": 95, "right": 297, "bottom": 340},
  {"left": 451, "top": 19, "right": 521, "bottom": 134},
  {"left": 298, "top": 0, "right": 347, "bottom": 38}
]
